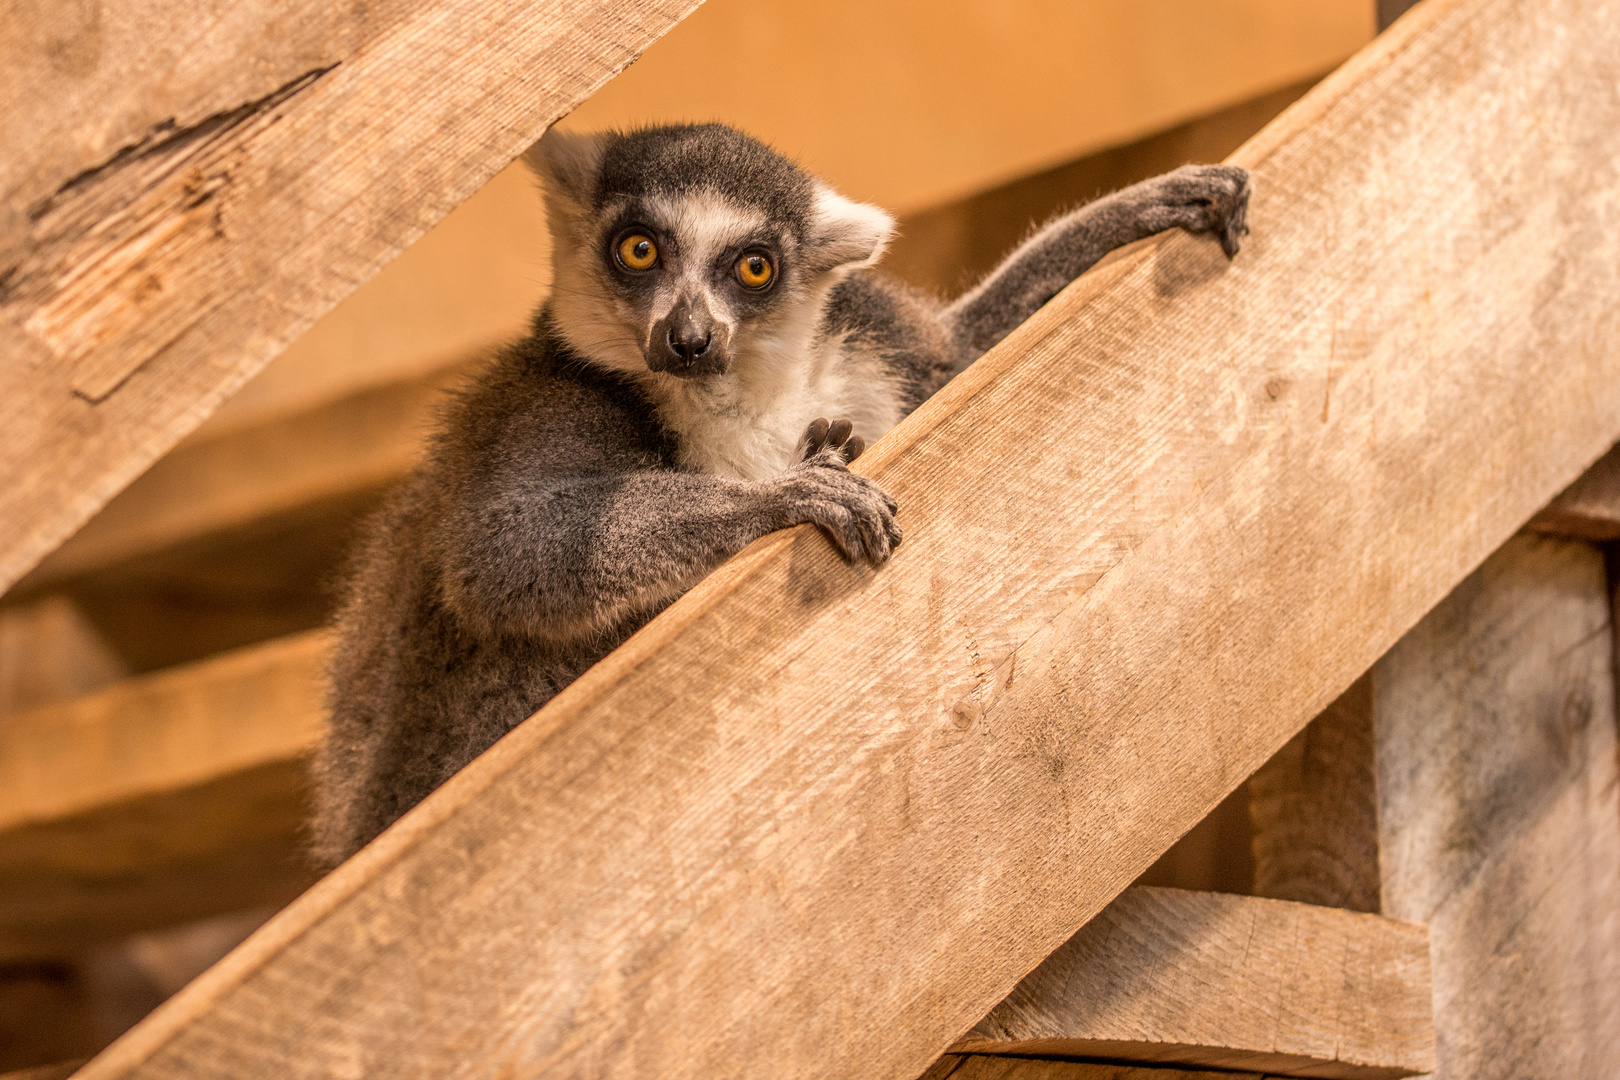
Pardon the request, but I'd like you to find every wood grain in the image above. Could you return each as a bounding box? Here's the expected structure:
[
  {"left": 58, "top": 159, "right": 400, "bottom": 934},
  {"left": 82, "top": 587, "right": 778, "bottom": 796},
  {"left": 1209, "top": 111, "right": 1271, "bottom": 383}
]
[
  {"left": 1375, "top": 534, "right": 1620, "bottom": 1078},
  {"left": 949, "top": 1061, "right": 1259, "bottom": 1080},
  {"left": 0, "top": 0, "right": 703, "bottom": 594},
  {"left": 13, "top": 368, "right": 462, "bottom": 590},
  {"left": 1527, "top": 441, "right": 1620, "bottom": 540},
  {"left": 67, "top": 1, "right": 1620, "bottom": 1077},
  {"left": 957, "top": 887, "right": 1432, "bottom": 1079},
  {"left": 1248, "top": 676, "right": 1381, "bottom": 912},
  {"left": 0, "top": 633, "right": 326, "bottom": 954}
]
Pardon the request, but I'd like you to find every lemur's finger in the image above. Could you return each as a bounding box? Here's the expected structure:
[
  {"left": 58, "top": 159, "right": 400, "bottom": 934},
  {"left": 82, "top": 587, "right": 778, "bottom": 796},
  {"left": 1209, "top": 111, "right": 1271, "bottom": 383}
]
[
  {"left": 841, "top": 435, "right": 865, "bottom": 462},
  {"left": 850, "top": 503, "right": 889, "bottom": 565},
  {"left": 799, "top": 417, "right": 831, "bottom": 457},
  {"left": 827, "top": 418, "right": 854, "bottom": 447},
  {"left": 822, "top": 504, "right": 863, "bottom": 563},
  {"left": 886, "top": 517, "right": 903, "bottom": 549}
]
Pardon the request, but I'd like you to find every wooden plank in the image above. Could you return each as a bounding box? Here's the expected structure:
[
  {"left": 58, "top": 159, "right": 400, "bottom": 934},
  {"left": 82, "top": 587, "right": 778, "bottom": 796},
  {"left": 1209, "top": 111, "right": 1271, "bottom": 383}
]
[
  {"left": 956, "top": 887, "right": 1432, "bottom": 1080},
  {"left": 1526, "top": 441, "right": 1620, "bottom": 540},
  {"left": 1374, "top": 533, "right": 1620, "bottom": 1078},
  {"left": 0, "top": 633, "right": 326, "bottom": 954},
  {"left": 69, "top": 1, "right": 1620, "bottom": 1077},
  {"left": 0, "top": 0, "right": 703, "bottom": 595},
  {"left": 0, "top": 597, "right": 127, "bottom": 716},
  {"left": 13, "top": 368, "right": 459, "bottom": 590},
  {"left": 1247, "top": 676, "right": 1381, "bottom": 912},
  {"left": 0, "top": 1063, "right": 88, "bottom": 1080},
  {"left": 950, "top": 1061, "right": 1259, "bottom": 1080}
]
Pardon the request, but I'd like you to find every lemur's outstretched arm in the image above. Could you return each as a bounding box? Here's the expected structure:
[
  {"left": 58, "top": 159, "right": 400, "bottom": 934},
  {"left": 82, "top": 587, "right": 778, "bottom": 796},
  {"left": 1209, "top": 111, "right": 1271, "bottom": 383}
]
[
  {"left": 437, "top": 419, "right": 898, "bottom": 640},
  {"left": 945, "top": 165, "right": 1251, "bottom": 360}
]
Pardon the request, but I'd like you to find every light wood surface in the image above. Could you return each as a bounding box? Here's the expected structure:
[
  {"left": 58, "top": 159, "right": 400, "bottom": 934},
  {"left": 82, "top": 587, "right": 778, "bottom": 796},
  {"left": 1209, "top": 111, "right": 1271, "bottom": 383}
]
[
  {"left": 0, "top": 633, "right": 326, "bottom": 954},
  {"left": 61, "top": 1, "right": 1620, "bottom": 1077},
  {"left": 958, "top": 887, "right": 1432, "bottom": 1079},
  {"left": 947, "top": 1060, "right": 1260, "bottom": 1080},
  {"left": 15, "top": 369, "right": 461, "bottom": 590},
  {"left": 1375, "top": 534, "right": 1620, "bottom": 1078},
  {"left": 0, "top": 0, "right": 703, "bottom": 595},
  {"left": 1248, "top": 676, "right": 1380, "bottom": 912},
  {"left": 1527, "top": 441, "right": 1620, "bottom": 540}
]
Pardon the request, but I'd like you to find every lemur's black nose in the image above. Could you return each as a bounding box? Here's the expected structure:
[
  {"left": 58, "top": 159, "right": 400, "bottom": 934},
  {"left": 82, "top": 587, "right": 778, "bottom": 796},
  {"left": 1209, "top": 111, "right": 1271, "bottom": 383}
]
[{"left": 668, "top": 326, "right": 711, "bottom": 362}]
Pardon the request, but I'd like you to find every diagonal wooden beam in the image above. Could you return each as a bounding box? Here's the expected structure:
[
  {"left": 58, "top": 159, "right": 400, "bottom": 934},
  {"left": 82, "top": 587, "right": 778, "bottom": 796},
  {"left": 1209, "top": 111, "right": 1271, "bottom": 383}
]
[
  {"left": 1527, "top": 441, "right": 1620, "bottom": 540},
  {"left": 0, "top": 0, "right": 703, "bottom": 594},
  {"left": 71, "top": 0, "right": 1620, "bottom": 1076},
  {"left": 956, "top": 888, "right": 1433, "bottom": 1080}
]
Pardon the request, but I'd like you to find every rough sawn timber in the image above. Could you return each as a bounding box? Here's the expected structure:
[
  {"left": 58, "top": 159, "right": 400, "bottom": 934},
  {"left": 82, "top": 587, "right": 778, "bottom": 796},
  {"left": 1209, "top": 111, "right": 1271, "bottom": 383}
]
[
  {"left": 0, "top": 0, "right": 704, "bottom": 594},
  {"left": 957, "top": 887, "right": 1433, "bottom": 1079},
  {"left": 1375, "top": 534, "right": 1620, "bottom": 1077},
  {"left": 74, "top": 0, "right": 1620, "bottom": 1077},
  {"left": 0, "top": 632, "right": 328, "bottom": 956}
]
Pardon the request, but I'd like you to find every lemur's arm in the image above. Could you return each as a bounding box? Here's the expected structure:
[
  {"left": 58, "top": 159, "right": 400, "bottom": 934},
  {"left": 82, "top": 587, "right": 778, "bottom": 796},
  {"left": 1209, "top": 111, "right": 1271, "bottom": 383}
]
[
  {"left": 436, "top": 419, "right": 897, "bottom": 640},
  {"left": 946, "top": 165, "right": 1252, "bottom": 359}
]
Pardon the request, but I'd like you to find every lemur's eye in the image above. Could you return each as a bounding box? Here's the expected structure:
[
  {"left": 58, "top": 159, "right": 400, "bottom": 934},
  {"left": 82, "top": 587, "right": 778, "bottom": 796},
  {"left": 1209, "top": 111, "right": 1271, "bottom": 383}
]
[
  {"left": 617, "top": 234, "right": 658, "bottom": 271},
  {"left": 736, "top": 252, "right": 774, "bottom": 289}
]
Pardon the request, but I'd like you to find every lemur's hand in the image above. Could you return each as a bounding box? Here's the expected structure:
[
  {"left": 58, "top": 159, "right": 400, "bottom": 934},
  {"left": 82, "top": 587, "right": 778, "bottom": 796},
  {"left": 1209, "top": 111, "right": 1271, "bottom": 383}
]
[
  {"left": 768, "top": 417, "right": 901, "bottom": 565},
  {"left": 1149, "top": 164, "right": 1252, "bottom": 258}
]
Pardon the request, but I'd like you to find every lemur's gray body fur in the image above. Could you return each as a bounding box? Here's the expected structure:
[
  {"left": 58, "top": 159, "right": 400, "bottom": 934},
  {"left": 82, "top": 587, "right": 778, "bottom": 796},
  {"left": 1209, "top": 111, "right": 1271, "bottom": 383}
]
[{"left": 311, "top": 123, "right": 1250, "bottom": 866}]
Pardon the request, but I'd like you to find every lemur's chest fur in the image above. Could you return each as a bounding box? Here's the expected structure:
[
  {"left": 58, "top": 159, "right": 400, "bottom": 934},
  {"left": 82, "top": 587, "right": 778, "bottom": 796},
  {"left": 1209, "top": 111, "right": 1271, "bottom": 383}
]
[{"left": 634, "top": 333, "right": 904, "bottom": 482}]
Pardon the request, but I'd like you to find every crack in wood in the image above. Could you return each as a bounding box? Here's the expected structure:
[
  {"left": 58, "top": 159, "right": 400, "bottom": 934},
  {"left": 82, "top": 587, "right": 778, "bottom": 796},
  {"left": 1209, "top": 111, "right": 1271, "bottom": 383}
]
[{"left": 1, "top": 64, "right": 338, "bottom": 402}]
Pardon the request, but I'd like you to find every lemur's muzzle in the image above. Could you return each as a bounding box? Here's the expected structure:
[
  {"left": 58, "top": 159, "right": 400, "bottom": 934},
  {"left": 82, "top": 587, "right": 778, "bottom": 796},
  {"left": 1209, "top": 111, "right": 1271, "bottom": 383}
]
[{"left": 649, "top": 299, "right": 729, "bottom": 378}]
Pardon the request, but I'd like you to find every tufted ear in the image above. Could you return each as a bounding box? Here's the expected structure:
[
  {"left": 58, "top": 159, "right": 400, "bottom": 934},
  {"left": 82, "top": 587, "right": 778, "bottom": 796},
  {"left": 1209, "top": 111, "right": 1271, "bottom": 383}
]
[
  {"left": 523, "top": 127, "right": 607, "bottom": 208},
  {"left": 804, "top": 183, "right": 896, "bottom": 274}
]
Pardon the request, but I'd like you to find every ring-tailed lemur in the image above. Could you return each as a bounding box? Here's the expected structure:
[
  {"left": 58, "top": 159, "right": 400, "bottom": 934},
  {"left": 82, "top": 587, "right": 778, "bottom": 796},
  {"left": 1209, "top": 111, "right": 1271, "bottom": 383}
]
[{"left": 311, "top": 123, "right": 1251, "bottom": 866}]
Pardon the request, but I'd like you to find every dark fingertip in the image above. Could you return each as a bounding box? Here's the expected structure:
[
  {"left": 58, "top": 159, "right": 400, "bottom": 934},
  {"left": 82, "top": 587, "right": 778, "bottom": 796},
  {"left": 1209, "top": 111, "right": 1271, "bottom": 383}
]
[
  {"left": 805, "top": 417, "right": 830, "bottom": 445},
  {"left": 827, "top": 418, "right": 854, "bottom": 445},
  {"left": 842, "top": 435, "right": 865, "bottom": 462}
]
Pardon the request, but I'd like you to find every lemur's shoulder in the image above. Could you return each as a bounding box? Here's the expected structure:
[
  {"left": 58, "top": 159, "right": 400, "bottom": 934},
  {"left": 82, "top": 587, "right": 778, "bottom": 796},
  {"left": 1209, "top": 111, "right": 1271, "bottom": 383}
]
[
  {"left": 428, "top": 309, "right": 677, "bottom": 487},
  {"left": 823, "top": 269, "right": 962, "bottom": 409}
]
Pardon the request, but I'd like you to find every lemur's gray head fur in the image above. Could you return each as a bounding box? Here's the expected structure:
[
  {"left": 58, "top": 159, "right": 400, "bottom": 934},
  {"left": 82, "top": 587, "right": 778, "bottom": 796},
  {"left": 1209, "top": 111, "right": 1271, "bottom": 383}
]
[{"left": 526, "top": 123, "right": 894, "bottom": 382}]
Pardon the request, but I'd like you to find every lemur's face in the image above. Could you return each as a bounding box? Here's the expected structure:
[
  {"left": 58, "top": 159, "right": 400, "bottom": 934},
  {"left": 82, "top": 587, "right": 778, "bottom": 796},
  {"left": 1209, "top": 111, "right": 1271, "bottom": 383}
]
[{"left": 531, "top": 124, "right": 894, "bottom": 382}]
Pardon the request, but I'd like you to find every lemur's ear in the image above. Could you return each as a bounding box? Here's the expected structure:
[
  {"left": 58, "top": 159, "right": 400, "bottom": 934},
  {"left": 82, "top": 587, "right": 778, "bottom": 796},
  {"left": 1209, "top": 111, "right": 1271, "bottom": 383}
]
[
  {"left": 523, "top": 127, "right": 607, "bottom": 207},
  {"left": 805, "top": 183, "right": 896, "bottom": 274}
]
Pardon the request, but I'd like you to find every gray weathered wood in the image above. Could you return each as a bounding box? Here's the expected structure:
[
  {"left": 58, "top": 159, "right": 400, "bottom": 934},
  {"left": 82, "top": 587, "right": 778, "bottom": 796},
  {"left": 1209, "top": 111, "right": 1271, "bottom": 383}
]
[
  {"left": 68, "top": 1, "right": 1620, "bottom": 1077},
  {"left": 1375, "top": 533, "right": 1620, "bottom": 1078},
  {"left": 958, "top": 887, "right": 1432, "bottom": 1079},
  {"left": 0, "top": 0, "right": 703, "bottom": 594},
  {"left": 1248, "top": 676, "right": 1380, "bottom": 911}
]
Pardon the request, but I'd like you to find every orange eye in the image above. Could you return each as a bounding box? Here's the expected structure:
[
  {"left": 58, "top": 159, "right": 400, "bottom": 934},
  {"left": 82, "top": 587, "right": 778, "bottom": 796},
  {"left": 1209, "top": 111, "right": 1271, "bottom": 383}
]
[
  {"left": 617, "top": 234, "right": 658, "bottom": 271},
  {"left": 736, "top": 252, "right": 774, "bottom": 289}
]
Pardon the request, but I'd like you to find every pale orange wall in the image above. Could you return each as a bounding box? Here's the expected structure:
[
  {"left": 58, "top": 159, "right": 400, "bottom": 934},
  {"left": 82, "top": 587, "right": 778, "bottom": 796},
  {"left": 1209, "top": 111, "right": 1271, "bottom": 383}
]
[{"left": 568, "top": 0, "right": 1374, "bottom": 213}]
